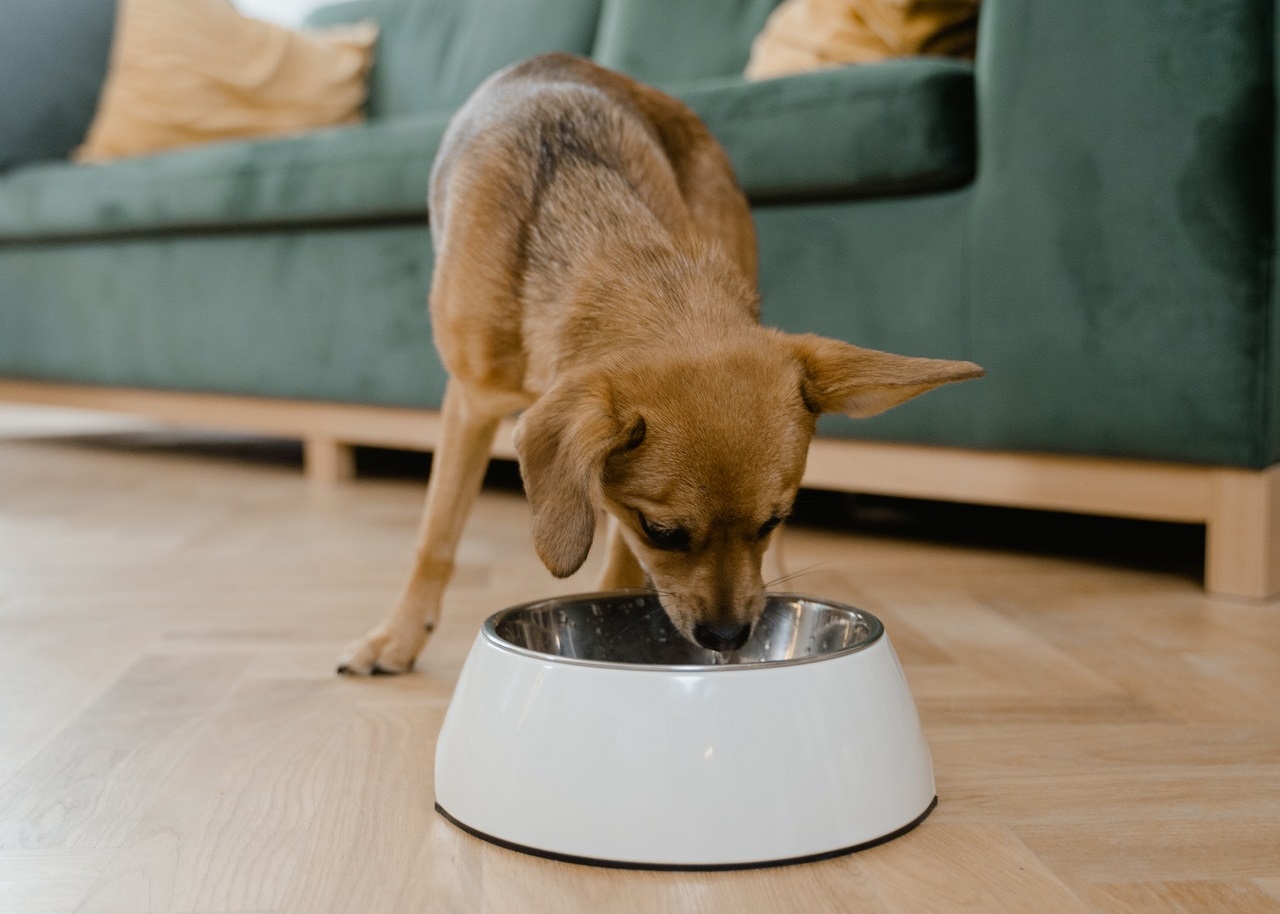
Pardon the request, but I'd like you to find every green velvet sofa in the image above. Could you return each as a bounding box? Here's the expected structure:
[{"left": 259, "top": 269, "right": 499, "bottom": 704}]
[{"left": 1, "top": 0, "right": 1276, "bottom": 598}]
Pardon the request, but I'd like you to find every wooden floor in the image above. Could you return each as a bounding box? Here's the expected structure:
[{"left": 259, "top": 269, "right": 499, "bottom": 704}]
[{"left": 0, "top": 406, "right": 1277, "bottom": 914}]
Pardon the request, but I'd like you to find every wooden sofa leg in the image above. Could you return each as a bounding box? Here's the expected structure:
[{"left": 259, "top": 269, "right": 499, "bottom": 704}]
[
  {"left": 1205, "top": 465, "right": 1280, "bottom": 599},
  {"left": 304, "top": 435, "right": 356, "bottom": 484}
]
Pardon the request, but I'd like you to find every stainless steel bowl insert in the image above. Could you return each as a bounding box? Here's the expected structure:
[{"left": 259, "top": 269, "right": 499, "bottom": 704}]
[{"left": 485, "top": 591, "right": 883, "bottom": 670}]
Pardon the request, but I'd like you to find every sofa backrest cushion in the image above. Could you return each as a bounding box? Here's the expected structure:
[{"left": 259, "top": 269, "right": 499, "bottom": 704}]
[
  {"left": 0, "top": 0, "right": 117, "bottom": 171},
  {"left": 592, "top": 0, "right": 784, "bottom": 85},
  {"left": 310, "top": 0, "right": 603, "bottom": 118}
]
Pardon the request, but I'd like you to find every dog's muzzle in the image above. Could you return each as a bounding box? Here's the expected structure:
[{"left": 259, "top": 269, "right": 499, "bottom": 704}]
[{"left": 692, "top": 621, "right": 751, "bottom": 652}]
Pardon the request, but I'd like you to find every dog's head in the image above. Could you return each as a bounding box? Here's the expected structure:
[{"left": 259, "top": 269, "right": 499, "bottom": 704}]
[{"left": 514, "top": 330, "right": 982, "bottom": 651}]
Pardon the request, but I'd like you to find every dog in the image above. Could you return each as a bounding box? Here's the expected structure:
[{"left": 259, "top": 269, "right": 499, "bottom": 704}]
[{"left": 337, "top": 53, "right": 983, "bottom": 674}]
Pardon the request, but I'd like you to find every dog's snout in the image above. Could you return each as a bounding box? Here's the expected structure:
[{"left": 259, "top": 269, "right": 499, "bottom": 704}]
[{"left": 692, "top": 621, "right": 751, "bottom": 652}]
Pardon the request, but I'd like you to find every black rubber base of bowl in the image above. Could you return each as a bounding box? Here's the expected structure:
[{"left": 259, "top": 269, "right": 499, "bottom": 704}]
[{"left": 434, "top": 795, "right": 938, "bottom": 872}]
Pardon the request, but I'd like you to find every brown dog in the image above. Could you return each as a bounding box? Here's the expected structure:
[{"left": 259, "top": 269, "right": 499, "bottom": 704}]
[{"left": 338, "top": 53, "right": 982, "bottom": 674}]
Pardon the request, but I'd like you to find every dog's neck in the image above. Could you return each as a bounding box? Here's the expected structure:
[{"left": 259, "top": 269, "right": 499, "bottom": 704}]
[
  {"left": 515, "top": 161, "right": 760, "bottom": 390},
  {"left": 557, "top": 224, "right": 760, "bottom": 368}
]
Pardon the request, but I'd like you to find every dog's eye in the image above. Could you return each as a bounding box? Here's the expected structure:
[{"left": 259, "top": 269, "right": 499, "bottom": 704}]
[
  {"left": 757, "top": 516, "right": 783, "bottom": 539},
  {"left": 638, "top": 513, "right": 690, "bottom": 551}
]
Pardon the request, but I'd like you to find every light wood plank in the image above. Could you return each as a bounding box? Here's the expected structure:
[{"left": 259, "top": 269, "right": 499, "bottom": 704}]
[
  {"left": 0, "top": 850, "right": 115, "bottom": 914},
  {"left": 0, "top": 654, "right": 253, "bottom": 852},
  {"left": 1082, "top": 880, "right": 1280, "bottom": 914},
  {"left": 1257, "top": 879, "right": 1280, "bottom": 904},
  {"left": 857, "top": 823, "right": 1092, "bottom": 914},
  {"left": 273, "top": 698, "right": 451, "bottom": 914},
  {"left": 74, "top": 679, "right": 410, "bottom": 914},
  {"left": 1014, "top": 817, "right": 1280, "bottom": 884}
]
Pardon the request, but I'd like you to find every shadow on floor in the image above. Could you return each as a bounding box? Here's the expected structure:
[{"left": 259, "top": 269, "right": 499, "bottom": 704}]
[{"left": 789, "top": 487, "right": 1205, "bottom": 583}]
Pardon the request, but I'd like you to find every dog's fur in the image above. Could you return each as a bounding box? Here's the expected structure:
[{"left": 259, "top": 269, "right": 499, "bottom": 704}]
[{"left": 338, "top": 53, "right": 982, "bottom": 674}]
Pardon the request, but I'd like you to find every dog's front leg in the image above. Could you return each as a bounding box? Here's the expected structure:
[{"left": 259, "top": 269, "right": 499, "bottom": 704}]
[
  {"left": 338, "top": 383, "right": 501, "bottom": 675},
  {"left": 596, "top": 515, "right": 647, "bottom": 590}
]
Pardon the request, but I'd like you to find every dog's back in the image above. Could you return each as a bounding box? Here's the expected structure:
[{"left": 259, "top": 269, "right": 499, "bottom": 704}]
[
  {"left": 431, "top": 54, "right": 753, "bottom": 266},
  {"left": 426, "top": 54, "right": 758, "bottom": 398}
]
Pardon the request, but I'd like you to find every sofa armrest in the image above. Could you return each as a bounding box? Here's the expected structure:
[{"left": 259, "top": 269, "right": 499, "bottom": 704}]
[
  {"left": 974, "top": 0, "right": 1270, "bottom": 243},
  {"left": 967, "top": 0, "right": 1277, "bottom": 466}
]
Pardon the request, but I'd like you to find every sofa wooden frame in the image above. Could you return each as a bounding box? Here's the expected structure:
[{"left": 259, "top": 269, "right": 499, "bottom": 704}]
[{"left": 2, "top": 378, "right": 1275, "bottom": 600}]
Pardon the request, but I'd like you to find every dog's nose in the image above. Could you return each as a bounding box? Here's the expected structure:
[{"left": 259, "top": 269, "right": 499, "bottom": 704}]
[{"left": 693, "top": 621, "right": 751, "bottom": 652}]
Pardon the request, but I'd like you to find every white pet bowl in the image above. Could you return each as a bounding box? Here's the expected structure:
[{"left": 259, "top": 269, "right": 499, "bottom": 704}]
[{"left": 434, "top": 591, "right": 935, "bottom": 869}]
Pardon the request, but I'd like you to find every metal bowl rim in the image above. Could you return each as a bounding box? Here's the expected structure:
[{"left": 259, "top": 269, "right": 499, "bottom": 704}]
[{"left": 480, "top": 590, "right": 885, "bottom": 672}]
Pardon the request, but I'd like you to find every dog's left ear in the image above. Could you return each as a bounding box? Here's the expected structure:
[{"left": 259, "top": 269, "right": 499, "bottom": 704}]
[
  {"left": 789, "top": 334, "right": 984, "bottom": 417},
  {"left": 514, "top": 373, "right": 623, "bottom": 578}
]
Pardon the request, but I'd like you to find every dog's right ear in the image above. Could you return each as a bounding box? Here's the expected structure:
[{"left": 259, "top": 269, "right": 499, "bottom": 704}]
[
  {"left": 513, "top": 374, "right": 621, "bottom": 578},
  {"left": 789, "top": 334, "right": 984, "bottom": 418}
]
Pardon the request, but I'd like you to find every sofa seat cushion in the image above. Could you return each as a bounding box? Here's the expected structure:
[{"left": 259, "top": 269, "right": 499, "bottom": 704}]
[
  {"left": 0, "top": 112, "right": 449, "bottom": 241},
  {"left": 678, "top": 57, "right": 974, "bottom": 201}
]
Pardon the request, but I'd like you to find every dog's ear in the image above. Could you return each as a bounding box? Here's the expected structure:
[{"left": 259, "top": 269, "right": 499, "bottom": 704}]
[
  {"left": 514, "top": 374, "right": 623, "bottom": 578},
  {"left": 790, "top": 334, "right": 984, "bottom": 418}
]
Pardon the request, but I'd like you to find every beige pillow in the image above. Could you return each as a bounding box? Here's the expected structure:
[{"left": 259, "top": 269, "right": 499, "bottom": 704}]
[
  {"left": 77, "top": 0, "right": 377, "bottom": 162},
  {"left": 746, "top": 0, "right": 978, "bottom": 81}
]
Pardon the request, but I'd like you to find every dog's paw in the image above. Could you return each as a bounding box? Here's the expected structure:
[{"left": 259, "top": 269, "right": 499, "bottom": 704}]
[{"left": 336, "top": 622, "right": 432, "bottom": 676}]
